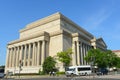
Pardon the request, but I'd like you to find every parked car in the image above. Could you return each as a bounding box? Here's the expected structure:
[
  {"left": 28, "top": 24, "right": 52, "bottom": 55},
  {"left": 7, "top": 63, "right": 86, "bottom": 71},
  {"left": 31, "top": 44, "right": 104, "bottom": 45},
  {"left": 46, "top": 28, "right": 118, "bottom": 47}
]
[
  {"left": 96, "top": 68, "right": 108, "bottom": 75},
  {"left": 0, "top": 68, "right": 5, "bottom": 78},
  {"left": 0, "top": 73, "right": 5, "bottom": 78}
]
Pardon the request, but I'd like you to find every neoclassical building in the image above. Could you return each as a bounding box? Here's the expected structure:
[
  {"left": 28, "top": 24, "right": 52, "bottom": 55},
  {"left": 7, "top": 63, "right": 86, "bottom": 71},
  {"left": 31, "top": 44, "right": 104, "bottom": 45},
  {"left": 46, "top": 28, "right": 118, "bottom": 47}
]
[
  {"left": 5, "top": 12, "right": 107, "bottom": 74},
  {"left": 112, "top": 50, "right": 120, "bottom": 57}
]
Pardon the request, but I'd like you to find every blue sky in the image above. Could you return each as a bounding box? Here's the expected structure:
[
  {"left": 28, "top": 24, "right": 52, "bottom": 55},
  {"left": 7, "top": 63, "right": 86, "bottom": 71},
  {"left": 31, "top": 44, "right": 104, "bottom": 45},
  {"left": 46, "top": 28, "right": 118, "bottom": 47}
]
[{"left": 0, "top": 0, "right": 120, "bottom": 65}]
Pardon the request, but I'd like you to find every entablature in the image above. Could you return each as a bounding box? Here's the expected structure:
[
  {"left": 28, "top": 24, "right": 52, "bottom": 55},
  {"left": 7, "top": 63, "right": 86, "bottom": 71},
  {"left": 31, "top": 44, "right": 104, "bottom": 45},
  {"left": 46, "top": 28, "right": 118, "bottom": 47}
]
[{"left": 8, "top": 31, "right": 49, "bottom": 45}]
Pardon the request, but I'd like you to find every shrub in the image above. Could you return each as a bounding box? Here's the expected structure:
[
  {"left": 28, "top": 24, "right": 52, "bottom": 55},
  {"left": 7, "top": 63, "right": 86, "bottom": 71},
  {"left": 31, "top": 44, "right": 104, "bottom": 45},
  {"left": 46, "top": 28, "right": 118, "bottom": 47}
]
[
  {"left": 39, "top": 70, "right": 45, "bottom": 75},
  {"left": 56, "top": 71, "right": 65, "bottom": 75}
]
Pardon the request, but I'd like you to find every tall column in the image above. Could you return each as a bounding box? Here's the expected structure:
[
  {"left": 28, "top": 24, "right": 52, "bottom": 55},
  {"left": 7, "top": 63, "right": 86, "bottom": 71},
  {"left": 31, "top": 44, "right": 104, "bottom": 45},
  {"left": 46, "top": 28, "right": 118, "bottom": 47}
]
[
  {"left": 39, "top": 41, "right": 42, "bottom": 65},
  {"left": 79, "top": 45, "right": 82, "bottom": 65},
  {"left": 82, "top": 43, "right": 84, "bottom": 65},
  {"left": 16, "top": 47, "right": 19, "bottom": 67},
  {"left": 12, "top": 47, "right": 15, "bottom": 67},
  {"left": 24, "top": 44, "right": 27, "bottom": 66},
  {"left": 28, "top": 43, "right": 31, "bottom": 66},
  {"left": 72, "top": 41, "right": 76, "bottom": 66},
  {"left": 32, "top": 43, "right": 35, "bottom": 66},
  {"left": 77, "top": 41, "right": 80, "bottom": 65},
  {"left": 5, "top": 47, "right": 9, "bottom": 68},
  {"left": 83, "top": 43, "right": 86, "bottom": 65},
  {"left": 9, "top": 48, "right": 11, "bottom": 67},
  {"left": 84, "top": 44, "right": 87, "bottom": 65},
  {"left": 86, "top": 45, "right": 89, "bottom": 65},
  {"left": 14, "top": 47, "right": 17, "bottom": 67},
  {"left": 19, "top": 45, "right": 23, "bottom": 61},
  {"left": 30, "top": 44, "right": 33, "bottom": 66},
  {"left": 81, "top": 43, "right": 83, "bottom": 65},
  {"left": 41, "top": 41, "right": 45, "bottom": 66},
  {"left": 37, "top": 41, "right": 40, "bottom": 66},
  {"left": 15, "top": 47, "right": 18, "bottom": 67},
  {"left": 17, "top": 47, "right": 20, "bottom": 67},
  {"left": 34, "top": 43, "right": 37, "bottom": 66},
  {"left": 13, "top": 47, "right": 17, "bottom": 74},
  {"left": 45, "top": 41, "right": 49, "bottom": 58},
  {"left": 10, "top": 48, "right": 13, "bottom": 67}
]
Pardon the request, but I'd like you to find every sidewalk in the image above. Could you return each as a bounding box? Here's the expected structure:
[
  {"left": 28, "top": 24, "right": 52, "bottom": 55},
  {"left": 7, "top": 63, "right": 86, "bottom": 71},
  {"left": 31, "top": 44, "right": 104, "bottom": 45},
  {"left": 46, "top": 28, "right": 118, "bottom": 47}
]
[
  {"left": 6, "top": 74, "right": 120, "bottom": 79},
  {"left": 7, "top": 74, "right": 65, "bottom": 79},
  {"left": 96, "top": 74, "right": 120, "bottom": 79},
  {"left": 79, "top": 74, "right": 120, "bottom": 79}
]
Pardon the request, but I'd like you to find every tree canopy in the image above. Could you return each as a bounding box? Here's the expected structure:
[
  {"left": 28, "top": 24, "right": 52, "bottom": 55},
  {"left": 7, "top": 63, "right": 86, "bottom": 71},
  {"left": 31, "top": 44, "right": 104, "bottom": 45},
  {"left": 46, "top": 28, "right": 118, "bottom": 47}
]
[
  {"left": 57, "top": 48, "right": 72, "bottom": 67},
  {"left": 42, "top": 56, "right": 56, "bottom": 74},
  {"left": 0, "top": 65, "right": 5, "bottom": 68},
  {"left": 85, "top": 49, "right": 120, "bottom": 68}
]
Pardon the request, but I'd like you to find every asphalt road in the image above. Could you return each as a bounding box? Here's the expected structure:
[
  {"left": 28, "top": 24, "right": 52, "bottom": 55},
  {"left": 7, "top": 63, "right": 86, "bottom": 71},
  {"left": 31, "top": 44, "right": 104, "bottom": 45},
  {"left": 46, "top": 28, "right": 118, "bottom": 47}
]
[
  {"left": 1, "top": 77, "right": 120, "bottom": 80},
  {"left": 18, "top": 77, "right": 120, "bottom": 80},
  {"left": 1, "top": 78, "right": 120, "bottom": 80},
  {"left": 1, "top": 74, "right": 120, "bottom": 80}
]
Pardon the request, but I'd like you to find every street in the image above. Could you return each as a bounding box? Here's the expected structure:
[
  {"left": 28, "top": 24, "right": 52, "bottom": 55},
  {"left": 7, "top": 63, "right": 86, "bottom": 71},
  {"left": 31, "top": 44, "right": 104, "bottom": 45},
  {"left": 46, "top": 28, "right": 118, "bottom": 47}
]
[
  {"left": 1, "top": 77, "right": 120, "bottom": 80},
  {"left": 1, "top": 75, "right": 120, "bottom": 80}
]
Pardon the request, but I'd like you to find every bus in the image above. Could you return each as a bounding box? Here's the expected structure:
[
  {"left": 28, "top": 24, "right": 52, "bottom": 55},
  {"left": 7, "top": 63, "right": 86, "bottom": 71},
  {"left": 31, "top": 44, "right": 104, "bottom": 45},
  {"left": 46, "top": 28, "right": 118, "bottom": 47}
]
[
  {"left": 65, "top": 65, "right": 92, "bottom": 77},
  {"left": 0, "top": 68, "right": 5, "bottom": 78}
]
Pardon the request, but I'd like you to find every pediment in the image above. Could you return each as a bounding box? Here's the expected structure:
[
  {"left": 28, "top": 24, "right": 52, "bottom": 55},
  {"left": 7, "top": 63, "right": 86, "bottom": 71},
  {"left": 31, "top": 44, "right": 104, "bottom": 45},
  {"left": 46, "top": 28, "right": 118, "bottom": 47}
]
[{"left": 96, "top": 37, "right": 107, "bottom": 47}]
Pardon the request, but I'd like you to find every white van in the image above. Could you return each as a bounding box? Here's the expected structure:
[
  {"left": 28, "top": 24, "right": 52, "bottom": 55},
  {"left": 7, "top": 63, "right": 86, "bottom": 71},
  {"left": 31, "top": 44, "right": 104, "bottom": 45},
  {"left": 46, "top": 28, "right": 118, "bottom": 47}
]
[{"left": 65, "top": 65, "right": 92, "bottom": 77}]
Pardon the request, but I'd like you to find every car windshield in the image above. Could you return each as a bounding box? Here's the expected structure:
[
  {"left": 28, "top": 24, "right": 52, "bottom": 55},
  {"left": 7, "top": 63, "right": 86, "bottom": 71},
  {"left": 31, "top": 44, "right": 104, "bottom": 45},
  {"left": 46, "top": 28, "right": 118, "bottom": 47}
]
[{"left": 66, "top": 68, "right": 75, "bottom": 71}]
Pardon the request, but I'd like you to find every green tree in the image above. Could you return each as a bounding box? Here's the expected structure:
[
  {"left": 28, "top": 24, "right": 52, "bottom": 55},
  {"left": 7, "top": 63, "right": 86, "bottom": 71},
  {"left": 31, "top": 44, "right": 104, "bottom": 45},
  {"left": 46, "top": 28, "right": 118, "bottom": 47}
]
[
  {"left": 106, "top": 50, "right": 120, "bottom": 68},
  {"left": 85, "top": 49, "right": 107, "bottom": 68},
  {"left": 57, "top": 48, "right": 72, "bottom": 69},
  {"left": 115, "top": 57, "right": 120, "bottom": 68},
  {"left": 85, "top": 49, "right": 120, "bottom": 68},
  {"left": 42, "top": 56, "right": 56, "bottom": 74},
  {"left": 0, "top": 65, "right": 5, "bottom": 68}
]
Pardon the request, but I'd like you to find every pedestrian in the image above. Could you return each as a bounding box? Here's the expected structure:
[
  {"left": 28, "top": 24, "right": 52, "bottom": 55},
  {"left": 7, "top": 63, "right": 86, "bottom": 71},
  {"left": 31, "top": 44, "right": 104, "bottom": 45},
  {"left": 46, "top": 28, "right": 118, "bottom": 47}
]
[
  {"left": 49, "top": 71, "right": 52, "bottom": 76},
  {"left": 52, "top": 71, "right": 56, "bottom": 76}
]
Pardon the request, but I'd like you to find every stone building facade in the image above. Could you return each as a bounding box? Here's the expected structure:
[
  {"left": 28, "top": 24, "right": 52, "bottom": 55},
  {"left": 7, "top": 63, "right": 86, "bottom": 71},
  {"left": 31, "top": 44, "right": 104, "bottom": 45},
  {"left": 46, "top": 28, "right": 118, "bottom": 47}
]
[
  {"left": 112, "top": 50, "right": 120, "bottom": 57},
  {"left": 5, "top": 12, "right": 107, "bottom": 74}
]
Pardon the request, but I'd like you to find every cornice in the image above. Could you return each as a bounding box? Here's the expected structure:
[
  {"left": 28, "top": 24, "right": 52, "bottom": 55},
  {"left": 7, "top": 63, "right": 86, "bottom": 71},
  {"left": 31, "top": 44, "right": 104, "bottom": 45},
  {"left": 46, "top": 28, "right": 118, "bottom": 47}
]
[
  {"left": 19, "top": 12, "right": 93, "bottom": 40},
  {"left": 91, "top": 37, "right": 96, "bottom": 42},
  {"left": 50, "top": 30, "right": 71, "bottom": 37},
  {"left": 72, "top": 33, "right": 91, "bottom": 41},
  {"left": 9, "top": 29, "right": 71, "bottom": 45},
  {"left": 60, "top": 15, "right": 94, "bottom": 39},
  {"left": 96, "top": 41, "right": 107, "bottom": 48},
  {"left": 97, "top": 37, "right": 107, "bottom": 47},
  {"left": 8, "top": 31, "right": 49, "bottom": 45}
]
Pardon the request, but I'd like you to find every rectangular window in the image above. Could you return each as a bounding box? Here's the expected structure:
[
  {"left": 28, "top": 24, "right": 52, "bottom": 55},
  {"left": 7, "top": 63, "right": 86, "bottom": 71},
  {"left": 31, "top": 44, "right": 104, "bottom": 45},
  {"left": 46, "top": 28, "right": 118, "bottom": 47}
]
[{"left": 78, "top": 67, "right": 91, "bottom": 71}]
